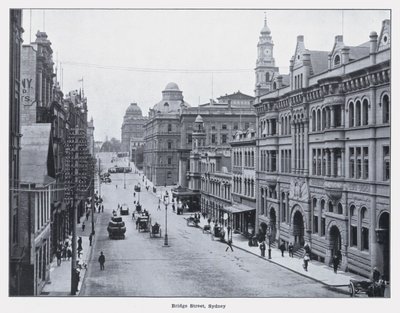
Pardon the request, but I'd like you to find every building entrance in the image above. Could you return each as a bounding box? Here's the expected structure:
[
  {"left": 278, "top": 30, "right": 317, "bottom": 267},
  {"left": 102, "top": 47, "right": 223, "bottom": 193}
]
[
  {"left": 379, "top": 212, "right": 390, "bottom": 281},
  {"left": 329, "top": 225, "right": 342, "bottom": 257},
  {"left": 293, "top": 210, "right": 304, "bottom": 247}
]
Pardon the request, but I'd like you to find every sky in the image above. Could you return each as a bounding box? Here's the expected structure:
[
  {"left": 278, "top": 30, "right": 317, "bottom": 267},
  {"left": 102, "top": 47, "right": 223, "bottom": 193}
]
[{"left": 21, "top": 9, "right": 390, "bottom": 141}]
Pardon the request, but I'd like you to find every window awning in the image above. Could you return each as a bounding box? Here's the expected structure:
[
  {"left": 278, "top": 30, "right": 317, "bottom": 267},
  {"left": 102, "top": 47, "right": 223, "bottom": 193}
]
[{"left": 221, "top": 204, "right": 255, "bottom": 214}]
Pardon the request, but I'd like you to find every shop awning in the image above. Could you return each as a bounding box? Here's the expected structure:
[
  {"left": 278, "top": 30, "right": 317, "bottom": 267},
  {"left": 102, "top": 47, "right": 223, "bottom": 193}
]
[{"left": 221, "top": 203, "right": 255, "bottom": 214}]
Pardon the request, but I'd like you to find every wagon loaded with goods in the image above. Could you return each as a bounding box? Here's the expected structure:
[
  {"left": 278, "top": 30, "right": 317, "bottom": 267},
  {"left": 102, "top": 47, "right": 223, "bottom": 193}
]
[{"left": 107, "top": 216, "right": 126, "bottom": 239}]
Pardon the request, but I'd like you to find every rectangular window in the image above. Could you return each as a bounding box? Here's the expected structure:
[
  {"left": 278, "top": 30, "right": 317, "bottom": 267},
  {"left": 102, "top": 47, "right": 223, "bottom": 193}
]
[
  {"left": 168, "top": 142, "right": 172, "bottom": 150},
  {"left": 362, "top": 227, "right": 369, "bottom": 251},
  {"left": 321, "top": 218, "right": 326, "bottom": 236},
  {"left": 211, "top": 134, "right": 216, "bottom": 144},
  {"left": 187, "top": 134, "right": 192, "bottom": 144},
  {"left": 363, "top": 158, "right": 369, "bottom": 179},
  {"left": 211, "top": 125, "right": 216, "bottom": 130},
  {"left": 222, "top": 124, "right": 227, "bottom": 130},
  {"left": 168, "top": 157, "right": 172, "bottom": 165},
  {"left": 383, "top": 146, "right": 390, "bottom": 181},
  {"left": 168, "top": 124, "right": 172, "bottom": 132},
  {"left": 233, "top": 123, "right": 238, "bottom": 130},
  {"left": 351, "top": 226, "right": 358, "bottom": 247},
  {"left": 245, "top": 122, "right": 250, "bottom": 129},
  {"left": 222, "top": 134, "right": 227, "bottom": 144}
]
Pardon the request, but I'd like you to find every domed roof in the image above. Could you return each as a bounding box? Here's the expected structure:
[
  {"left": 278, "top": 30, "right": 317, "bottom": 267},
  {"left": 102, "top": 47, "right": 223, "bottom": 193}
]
[
  {"left": 164, "top": 82, "right": 180, "bottom": 91},
  {"left": 195, "top": 114, "right": 203, "bottom": 123},
  {"left": 125, "top": 103, "right": 143, "bottom": 116},
  {"left": 261, "top": 18, "right": 271, "bottom": 35}
]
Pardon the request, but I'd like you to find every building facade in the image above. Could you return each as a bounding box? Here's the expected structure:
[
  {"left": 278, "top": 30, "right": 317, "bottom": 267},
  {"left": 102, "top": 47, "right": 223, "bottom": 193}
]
[
  {"left": 9, "top": 9, "right": 24, "bottom": 296},
  {"left": 120, "top": 102, "right": 147, "bottom": 153},
  {"left": 19, "top": 124, "right": 55, "bottom": 295},
  {"left": 255, "top": 19, "right": 390, "bottom": 279},
  {"left": 143, "top": 83, "right": 190, "bottom": 186},
  {"left": 174, "top": 92, "right": 256, "bottom": 210}
]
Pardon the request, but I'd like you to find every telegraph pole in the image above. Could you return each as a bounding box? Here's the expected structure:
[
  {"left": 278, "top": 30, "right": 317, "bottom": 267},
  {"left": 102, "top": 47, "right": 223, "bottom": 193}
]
[
  {"left": 71, "top": 185, "right": 77, "bottom": 295},
  {"left": 91, "top": 180, "right": 95, "bottom": 235},
  {"left": 98, "top": 157, "right": 101, "bottom": 198}
]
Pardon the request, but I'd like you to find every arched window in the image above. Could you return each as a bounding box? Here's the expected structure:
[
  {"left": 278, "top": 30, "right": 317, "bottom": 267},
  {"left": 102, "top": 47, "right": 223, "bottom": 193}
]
[
  {"left": 312, "top": 110, "right": 316, "bottom": 131},
  {"left": 362, "top": 99, "right": 369, "bottom": 125},
  {"left": 360, "top": 207, "right": 369, "bottom": 251},
  {"left": 337, "top": 203, "right": 343, "bottom": 215},
  {"left": 281, "top": 116, "right": 284, "bottom": 135},
  {"left": 288, "top": 116, "right": 291, "bottom": 134},
  {"left": 328, "top": 201, "right": 333, "bottom": 212},
  {"left": 273, "top": 82, "right": 277, "bottom": 90},
  {"left": 355, "top": 100, "right": 361, "bottom": 127},
  {"left": 266, "top": 72, "right": 270, "bottom": 82},
  {"left": 322, "top": 108, "right": 326, "bottom": 129},
  {"left": 281, "top": 192, "right": 286, "bottom": 222},
  {"left": 317, "top": 109, "right": 321, "bottom": 131},
  {"left": 349, "top": 101, "right": 354, "bottom": 127},
  {"left": 320, "top": 199, "right": 325, "bottom": 212},
  {"left": 382, "top": 94, "right": 390, "bottom": 123},
  {"left": 350, "top": 205, "right": 355, "bottom": 218},
  {"left": 334, "top": 54, "right": 340, "bottom": 66}
]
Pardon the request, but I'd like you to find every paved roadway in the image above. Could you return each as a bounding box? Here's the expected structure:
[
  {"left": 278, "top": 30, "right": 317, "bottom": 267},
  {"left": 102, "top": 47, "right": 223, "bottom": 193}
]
[{"left": 80, "top": 154, "right": 342, "bottom": 297}]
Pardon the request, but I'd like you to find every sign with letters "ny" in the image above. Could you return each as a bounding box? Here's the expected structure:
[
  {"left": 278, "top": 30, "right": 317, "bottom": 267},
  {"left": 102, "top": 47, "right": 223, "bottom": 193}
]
[{"left": 21, "top": 77, "right": 36, "bottom": 106}]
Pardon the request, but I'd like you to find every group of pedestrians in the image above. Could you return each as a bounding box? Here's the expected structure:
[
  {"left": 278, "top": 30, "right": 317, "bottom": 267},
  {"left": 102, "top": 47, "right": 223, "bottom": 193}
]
[{"left": 55, "top": 239, "right": 73, "bottom": 266}]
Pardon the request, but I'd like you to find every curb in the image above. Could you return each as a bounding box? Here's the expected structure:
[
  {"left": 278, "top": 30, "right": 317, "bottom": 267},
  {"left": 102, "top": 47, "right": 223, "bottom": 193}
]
[
  {"left": 77, "top": 214, "right": 99, "bottom": 296},
  {"left": 195, "top": 222, "right": 350, "bottom": 296}
]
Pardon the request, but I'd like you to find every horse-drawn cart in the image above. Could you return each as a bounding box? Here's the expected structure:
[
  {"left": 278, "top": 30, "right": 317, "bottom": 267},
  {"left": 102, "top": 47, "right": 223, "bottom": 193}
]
[
  {"left": 348, "top": 279, "right": 386, "bottom": 297},
  {"left": 150, "top": 223, "right": 162, "bottom": 238},
  {"left": 136, "top": 215, "right": 150, "bottom": 232},
  {"left": 186, "top": 216, "right": 200, "bottom": 227}
]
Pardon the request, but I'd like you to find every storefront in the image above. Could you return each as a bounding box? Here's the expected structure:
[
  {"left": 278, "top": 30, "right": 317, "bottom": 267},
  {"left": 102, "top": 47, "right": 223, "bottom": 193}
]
[{"left": 221, "top": 204, "right": 255, "bottom": 238}]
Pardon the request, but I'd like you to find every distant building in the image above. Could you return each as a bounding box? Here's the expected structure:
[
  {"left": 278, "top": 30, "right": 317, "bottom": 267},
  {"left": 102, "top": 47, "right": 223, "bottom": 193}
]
[
  {"left": 120, "top": 102, "right": 147, "bottom": 153},
  {"left": 144, "top": 82, "right": 190, "bottom": 186}
]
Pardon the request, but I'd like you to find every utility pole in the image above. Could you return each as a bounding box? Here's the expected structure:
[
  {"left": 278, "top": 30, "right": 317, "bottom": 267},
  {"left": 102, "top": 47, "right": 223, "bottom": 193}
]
[
  {"left": 98, "top": 157, "right": 101, "bottom": 198},
  {"left": 70, "top": 186, "right": 77, "bottom": 295},
  {"left": 91, "top": 180, "right": 95, "bottom": 235}
]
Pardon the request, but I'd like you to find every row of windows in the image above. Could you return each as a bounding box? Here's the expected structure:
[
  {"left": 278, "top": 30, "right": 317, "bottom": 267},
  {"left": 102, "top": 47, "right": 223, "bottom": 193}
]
[
  {"left": 233, "top": 177, "right": 255, "bottom": 198},
  {"left": 202, "top": 180, "right": 231, "bottom": 201},
  {"left": 349, "top": 146, "right": 369, "bottom": 180},
  {"left": 233, "top": 150, "right": 255, "bottom": 168}
]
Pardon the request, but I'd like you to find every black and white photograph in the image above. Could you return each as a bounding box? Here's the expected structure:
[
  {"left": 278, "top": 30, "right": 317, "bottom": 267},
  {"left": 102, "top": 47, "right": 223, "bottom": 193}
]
[{"left": 3, "top": 0, "right": 398, "bottom": 312}]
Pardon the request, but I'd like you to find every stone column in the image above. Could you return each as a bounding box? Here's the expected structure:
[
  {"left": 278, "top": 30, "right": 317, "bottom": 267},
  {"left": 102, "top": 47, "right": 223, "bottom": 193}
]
[
  {"left": 341, "top": 105, "right": 345, "bottom": 127},
  {"left": 330, "top": 148, "right": 335, "bottom": 177},
  {"left": 304, "top": 122, "right": 309, "bottom": 174},
  {"left": 330, "top": 106, "right": 335, "bottom": 127},
  {"left": 291, "top": 123, "right": 295, "bottom": 172},
  {"left": 341, "top": 149, "right": 345, "bottom": 177}
]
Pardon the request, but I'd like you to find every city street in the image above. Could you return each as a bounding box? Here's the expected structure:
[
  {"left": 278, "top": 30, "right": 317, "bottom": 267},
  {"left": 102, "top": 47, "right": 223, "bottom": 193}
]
[{"left": 80, "top": 154, "right": 342, "bottom": 297}]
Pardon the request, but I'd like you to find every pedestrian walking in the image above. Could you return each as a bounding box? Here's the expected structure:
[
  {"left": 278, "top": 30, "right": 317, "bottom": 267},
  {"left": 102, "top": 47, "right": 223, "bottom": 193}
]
[
  {"left": 332, "top": 253, "right": 340, "bottom": 274},
  {"left": 98, "top": 205, "right": 101, "bottom": 213},
  {"left": 89, "top": 233, "right": 93, "bottom": 246},
  {"left": 288, "top": 242, "right": 294, "bottom": 257},
  {"left": 303, "top": 253, "right": 310, "bottom": 271},
  {"left": 304, "top": 243, "right": 311, "bottom": 255},
  {"left": 78, "top": 236, "right": 83, "bottom": 251},
  {"left": 225, "top": 239, "right": 234, "bottom": 252},
  {"left": 98, "top": 251, "right": 105, "bottom": 270},
  {"left": 116, "top": 184, "right": 118, "bottom": 188},
  {"left": 101, "top": 204, "right": 104, "bottom": 212},
  {"left": 67, "top": 247, "right": 72, "bottom": 260},
  {"left": 82, "top": 222, "right": 86, "bottom": 232},
  {"left": 279, "top": 243, "right": 286, "bottom": 257},
  {"left": 56, "top": 249, "right": 62, "bottom": 266},
  {"left": 86, "top": 211, "right": 90, "bottom": 221},
  {"left": 134, "top": 192, "right": 136, "bottom": 198},
  {"left": 260, "top": 241, "right": 266, "bottom": 257}
]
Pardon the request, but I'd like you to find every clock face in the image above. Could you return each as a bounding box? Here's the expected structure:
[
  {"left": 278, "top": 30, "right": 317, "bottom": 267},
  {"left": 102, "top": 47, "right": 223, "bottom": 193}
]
[{"left": 264, "top": 48, "right": 271, "bottom": 56}]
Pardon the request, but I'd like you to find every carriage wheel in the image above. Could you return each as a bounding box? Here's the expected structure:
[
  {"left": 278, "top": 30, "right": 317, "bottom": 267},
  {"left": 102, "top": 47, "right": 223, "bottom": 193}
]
[{"left": 349, "top": 282, "right": 355, "bottom": 297}]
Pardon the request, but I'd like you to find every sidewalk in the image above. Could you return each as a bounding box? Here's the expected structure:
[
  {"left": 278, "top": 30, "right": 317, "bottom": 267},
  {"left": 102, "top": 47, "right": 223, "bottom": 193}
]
[
  {"left": 41, "top": 211, "right": 98, "bottom": 296},
  {"left": 195, "top": 217, "right": 366, "bottom": 293}
]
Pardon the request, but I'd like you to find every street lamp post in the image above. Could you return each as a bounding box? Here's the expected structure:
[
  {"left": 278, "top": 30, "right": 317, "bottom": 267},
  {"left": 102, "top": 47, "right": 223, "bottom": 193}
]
[
  {"left": 267, "top": 225, "right": 272, "bottom": 259},
  {"left": 163, "top": 193, "right": 169, "bottom": 246}
]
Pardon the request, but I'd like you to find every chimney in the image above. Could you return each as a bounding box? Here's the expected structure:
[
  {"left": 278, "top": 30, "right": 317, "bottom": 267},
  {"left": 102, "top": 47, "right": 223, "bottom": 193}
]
[
  {"left": 297, "top": 35, "right": 304, "bottom": 42},
  {"left": 302, "top": 52, "right": 311, "bottom": 88},
  {"left": 341, "top": 46, "right": 350, "bottom": 64},
  {"left": 335, "top": 35, "right": 343, "bottom": 43},
  {"left": 369, "top": 31, "right": 378, "bottom": 64},
  {"left": 328, "top": 53, "right": 332, "bottom": 70}
]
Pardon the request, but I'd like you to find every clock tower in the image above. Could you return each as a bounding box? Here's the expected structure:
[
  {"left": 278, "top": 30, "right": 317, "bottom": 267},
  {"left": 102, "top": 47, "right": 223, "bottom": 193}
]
[{"left": 255, "top": 15, "right": 279, "bottom": 97}]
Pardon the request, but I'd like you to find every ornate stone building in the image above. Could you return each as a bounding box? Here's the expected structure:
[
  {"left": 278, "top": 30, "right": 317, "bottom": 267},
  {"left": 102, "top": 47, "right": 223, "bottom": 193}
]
[
  {"left": 120, "top": 102, "right": 147, "bottom": 154},
  {"left": 255, "top": 19, "right": 390, "bottom": 279},
  {"left": 173, "top": 92, "right": 256, "bottom": 211},
  {"left": 143, "top": 83, "right": 190, "bottom": 186}
]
